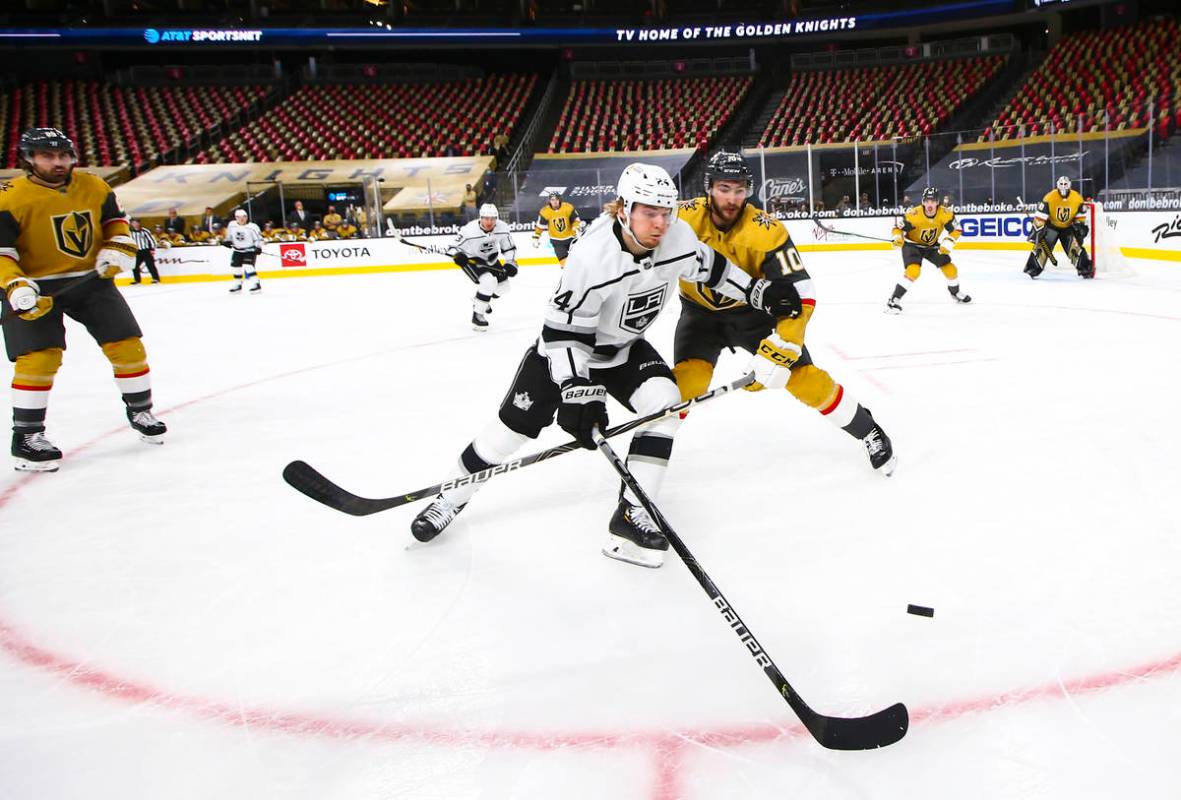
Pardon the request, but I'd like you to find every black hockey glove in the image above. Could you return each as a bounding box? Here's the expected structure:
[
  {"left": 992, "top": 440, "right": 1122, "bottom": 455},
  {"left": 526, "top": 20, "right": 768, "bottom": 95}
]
[
  {"left": 502, "top": 261, "right": 519, "bottom": 278},
  {"left": 1072, "top": 221, "right": 1089, "bottom": 239},
  {"left": 746, "top": 278, "right": 802, "bottom": 319},
  {"left": 452, "top": 252, "right": 470, "bottom": 269},
  {"left": 220, "top": 239, "right": 233, "bottom": 248},
  {"left": 557, "top": 378, "right": 608, "bottom": 450}
]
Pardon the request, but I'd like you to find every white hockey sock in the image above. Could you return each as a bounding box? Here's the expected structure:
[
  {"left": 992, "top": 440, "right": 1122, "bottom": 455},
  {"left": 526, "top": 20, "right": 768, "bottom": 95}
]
[{"left": 440, "top": 417, "right": 531, "bottom": 506}]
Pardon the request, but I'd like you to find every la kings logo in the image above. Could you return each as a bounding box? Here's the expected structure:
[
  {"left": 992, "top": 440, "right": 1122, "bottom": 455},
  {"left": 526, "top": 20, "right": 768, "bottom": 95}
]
[
  {"left": 619, "top": 285, "right": 666, "bottom": 334},
  {"left": 52, "top": 210, "right": 93, "bottom": 259}
]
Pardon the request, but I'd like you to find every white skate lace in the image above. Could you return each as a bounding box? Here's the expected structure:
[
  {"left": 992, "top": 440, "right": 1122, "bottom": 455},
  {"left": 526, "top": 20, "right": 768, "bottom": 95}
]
[
  {"left": 131, "top": 410, "right": 160, "bottom": 427},
  {"left": 22, "top": 432, "right": 57, "bottom": 452},
  {"left": 422, "top": 499, "right": 460, "bottom": 528},
  {"left": 627, "top": 505, "right": 660, "bottom": 534},
  {"left": 864, "top": 430, "right": 884, "bottom": 456}
]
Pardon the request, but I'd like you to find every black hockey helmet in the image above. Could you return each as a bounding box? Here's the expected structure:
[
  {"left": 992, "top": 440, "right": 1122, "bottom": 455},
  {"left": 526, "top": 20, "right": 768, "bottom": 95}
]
[
  {"left": 18, "top": 127, "right": 77, "bottom": 163},
  {"left": 704, "top": 151, "right": 753, "bottom": 194},
  {"left": 547, "top": 190, "right": 562, "bottom": 201},
  {"left": 921, "top": 187, "right": 939, "bottom": 203}
]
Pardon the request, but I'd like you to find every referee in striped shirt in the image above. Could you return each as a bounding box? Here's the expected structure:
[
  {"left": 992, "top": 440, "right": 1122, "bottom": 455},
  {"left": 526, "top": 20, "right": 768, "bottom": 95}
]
[{"left": 129, "top": 218, "right": 161, "bottom": 285}]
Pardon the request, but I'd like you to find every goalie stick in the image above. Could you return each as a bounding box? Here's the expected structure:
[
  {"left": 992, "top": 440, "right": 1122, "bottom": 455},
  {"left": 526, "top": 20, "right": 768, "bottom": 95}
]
[
  {"left": 283, "top": 373, "right": 755, "bottom": 517},
  {"left": 1015, "top": 196, "right": 1057, "bottom": 266},
  {"left": 590, "top": 427, "right": 909, "bottom": 751}
]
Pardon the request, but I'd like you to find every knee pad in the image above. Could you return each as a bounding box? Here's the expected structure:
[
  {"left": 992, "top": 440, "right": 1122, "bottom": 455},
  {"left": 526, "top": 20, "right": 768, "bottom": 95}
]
[
  {"left": 100, "top": 337, "right": 148, "bottom": 374},
  {"left": 786, "top": 364, "right": 838, "bottom": 410},
  {"left": 904, "top": 263, "right": 922, "bottom": 282},
  {"left": 940, "top": 263, "right": 959, "bottom": 281},
  {"left": 628, "top": 376, "right": 682, "bottom": 437},
  {"left": 13, "top": 348, "right": 64, "bottom": 386},
  {"left": 476, "top": 272, "right": 499, "bottom": 295},
  {"left": 672, "top": 358, "right": 714, "bottom": 402},
  {"left": 494, "top": 277, "right": 511, "bottom": 297}
]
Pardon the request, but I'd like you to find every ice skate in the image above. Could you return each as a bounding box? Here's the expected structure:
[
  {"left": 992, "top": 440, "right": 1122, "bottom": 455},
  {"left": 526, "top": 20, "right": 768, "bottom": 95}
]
[
  {"left": 884, "top": 298, "right": 903, "bottom": 314},
  {"left": 471, "top": 311, "right": 489, "bottom": 332},
  {"left": 863, "top": 420, "right": 897, "bottom": 476},
  {"left": 127, "top": 409, "right": 166, "bottom": 444},
  {"left": 12, "top": 430, "right": 62, "bottom": 472},
  {"left": 603, "top": 500, "right": 668, "bottom": 568},
  {"left": 411, "top": 496, "right": 466, "bottom": 542}
]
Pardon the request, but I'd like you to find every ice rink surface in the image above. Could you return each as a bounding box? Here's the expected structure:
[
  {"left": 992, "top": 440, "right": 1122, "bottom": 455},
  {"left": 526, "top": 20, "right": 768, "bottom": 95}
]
[{"left": 1, "top": 247, "right": 1180, "bottom": 799}]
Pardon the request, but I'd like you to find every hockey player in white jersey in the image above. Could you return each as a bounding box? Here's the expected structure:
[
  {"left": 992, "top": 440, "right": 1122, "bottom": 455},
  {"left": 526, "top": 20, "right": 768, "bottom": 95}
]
[
  {"left": 447, "top": 204, "right": 519, "bottom": 331},
  {"left": 411, "top": 163, "right": 802, "bottom": 568},
  {"left": 224, "top": 208, "right": 264, "bottom": 293}
]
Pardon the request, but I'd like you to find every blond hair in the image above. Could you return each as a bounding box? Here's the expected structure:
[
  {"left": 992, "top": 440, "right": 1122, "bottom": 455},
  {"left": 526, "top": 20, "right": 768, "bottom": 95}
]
[{"left": 602, "top": 197, "right": 625, "bottom": 217}]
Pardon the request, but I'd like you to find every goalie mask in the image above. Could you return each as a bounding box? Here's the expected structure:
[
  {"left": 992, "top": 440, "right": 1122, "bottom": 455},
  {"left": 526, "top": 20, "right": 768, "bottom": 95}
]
[{"left": 1056, "top": 176, "right": 1072, "bottom": 197}]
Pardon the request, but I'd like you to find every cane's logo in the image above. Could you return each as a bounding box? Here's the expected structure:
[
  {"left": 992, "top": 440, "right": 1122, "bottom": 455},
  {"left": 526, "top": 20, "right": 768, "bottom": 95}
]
[
  {"left": 280, "top": 242, "right": 307, "bottom": 267},
  {"left": 52, "top": 210, "right": 93, "bottom": 259}
]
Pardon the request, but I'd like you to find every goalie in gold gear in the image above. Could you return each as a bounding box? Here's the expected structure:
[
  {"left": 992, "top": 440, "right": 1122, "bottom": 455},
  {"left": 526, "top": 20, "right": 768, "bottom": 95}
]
[
  {"left": 674, "top": 151, "right": 897, "bottom": 475},
  {"left": 0, "top": 127, "right": 167, "bottom": 472},
  {"left": 885, "top": 187, "right": 971, "bottom": 313},
  {"left": 532, "top": 191, "right": 580, "bottom": 267},
  {"left": 1025, "top": 175, "right": 1093, "bottom": 279}
]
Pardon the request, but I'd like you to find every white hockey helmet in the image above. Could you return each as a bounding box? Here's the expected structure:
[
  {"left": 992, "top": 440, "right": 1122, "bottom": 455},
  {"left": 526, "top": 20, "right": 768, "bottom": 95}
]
[
  {"left": 234, "top": 208, "right": 248, "bottom": 221},
  {"left": 1056, "top": 175, "right": 1072, "bottom": 196},
  {"left": 479, "top": 203, "right": 499, "bottom": 220},
  {"left": 616, "top": 163, "right": 678, "bottom": 246}
]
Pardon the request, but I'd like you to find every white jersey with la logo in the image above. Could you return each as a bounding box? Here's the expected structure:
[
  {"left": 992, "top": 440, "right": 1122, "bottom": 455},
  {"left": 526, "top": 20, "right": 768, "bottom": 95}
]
[
  {"left": 226, "top": 220, "right": 263, "bottom": 252},
  {"left": 448, "top": 218, "right": 517, "bottom": 268},
  {"left": 540, "top": 215, "right": 757, "bottom": 384}
]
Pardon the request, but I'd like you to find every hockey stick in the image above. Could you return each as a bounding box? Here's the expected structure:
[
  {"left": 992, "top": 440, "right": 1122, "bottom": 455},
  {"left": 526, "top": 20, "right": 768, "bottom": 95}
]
[
  {"left": 811, "top": 216, "right": 896, "bottom": 244},
  {"left": 399, "top": 236, "right": 509, "bottom": 280},
  {"left": 590, "top": 427, "right": 909, "bottom": 751},
  {"left": 1, "top": 271, "right": 99, "bottom": 323},
  {"left": 283, "top": 373, "right": 756, "bottom": 517},
  {"left": 399, "top": 237, "right": 449, "bottom": 256}
]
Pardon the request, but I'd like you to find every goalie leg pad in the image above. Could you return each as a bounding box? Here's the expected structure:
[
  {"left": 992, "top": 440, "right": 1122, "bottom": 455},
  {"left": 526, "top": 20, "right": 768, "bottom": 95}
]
[
  {"left": 672, "top": 358, "right": 714, "bottom": 403},
  {"left": 1024, "top": 248, "right": 1047, "bottom": 278},
  {"left": 786, "top": 364, "right": 837, "bottom": 410}
]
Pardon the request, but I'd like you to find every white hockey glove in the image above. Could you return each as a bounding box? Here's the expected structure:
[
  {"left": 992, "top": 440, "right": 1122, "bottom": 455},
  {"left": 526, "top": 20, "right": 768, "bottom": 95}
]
[
  {"left": 4, "top": 278, "right": 54, "bottom": 321},
  {"left": 746, "top": 332, "right": 800, "bottom": 392},
  {"left": 937, "top": 234, "right": 957, "bottom": 256},
  {"left": 95, "top": 235, "right": 137, "bottom": 278}
]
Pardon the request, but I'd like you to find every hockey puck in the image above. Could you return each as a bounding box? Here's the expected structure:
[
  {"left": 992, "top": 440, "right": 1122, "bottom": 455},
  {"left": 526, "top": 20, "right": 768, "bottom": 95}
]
[{"left": 907, "top": 604, "right": 934, "bottom": 618}]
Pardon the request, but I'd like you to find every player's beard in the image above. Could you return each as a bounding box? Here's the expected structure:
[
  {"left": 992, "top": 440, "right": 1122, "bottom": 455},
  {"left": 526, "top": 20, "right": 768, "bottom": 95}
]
[
  {"left": 30, "top": 161, "right": 73, "bottom": 187},
  {"left": 710, "top": 197, "right": 742, "bottom": 229}
]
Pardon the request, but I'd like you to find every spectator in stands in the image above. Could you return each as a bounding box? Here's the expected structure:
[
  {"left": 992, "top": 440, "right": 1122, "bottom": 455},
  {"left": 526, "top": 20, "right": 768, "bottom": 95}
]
[
  {"left": 337, "top": 219, "right": 359, "bottom": 239},
  {"left": 290, "top": 200, "right": 312, "bottom": 229},
  {"left": 836, "top": 195, "right": 852, "bottom": 215},
  {"left": 128, "top": 219, "right": 162, "bottom": 286},
  {"left": 197, "top": 206, "right": 221, "bottom": 235},
  {"left": 262, "top": 221, "right": 278, "bottom": 242},
  {"left": 901, "top": 194, "right": 912, "bottom": 206},
  {"left": 444, "top": 143, "right": 459, "bottom": 158},
  {"left": 462, "top": 184, "right": 478, "bottom": 222},
  {"left": 286, "top": 221, "right": 308, "bottom": 241},
  {"left": 493, "top": 131, "right": 510, "bottom": 166},
  {"left": 859, "top": 192, "right": 871, "bottom": 210},
  {"left": 164, "top": 208, "right": 186, "bottom": 238},
  {"left": 322, "top": 205, "right": 342, "bottom": 233}
]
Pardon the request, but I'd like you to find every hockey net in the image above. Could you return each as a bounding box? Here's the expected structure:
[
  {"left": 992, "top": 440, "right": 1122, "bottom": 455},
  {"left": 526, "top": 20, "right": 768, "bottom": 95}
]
[{"left": 1086, "top": 201, "right": 1128, "bottom": 275}]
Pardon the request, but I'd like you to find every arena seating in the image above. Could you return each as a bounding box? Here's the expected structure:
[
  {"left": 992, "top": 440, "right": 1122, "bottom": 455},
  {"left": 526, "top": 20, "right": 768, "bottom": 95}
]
[
  {"left": 547, "top": 76, "right": 752, "bottom": 153},
  {"left": 757, "top": 56, "right": 1006, "bottom": 146},
  {"left": 983, "top": 17, "right": 1180, "bottom": 141},
  {"left": 195, "top": 74, "right": 536, "bottom": 163},
  {"left": 0, "top": 81, "right": 272, "bottom": 170}
]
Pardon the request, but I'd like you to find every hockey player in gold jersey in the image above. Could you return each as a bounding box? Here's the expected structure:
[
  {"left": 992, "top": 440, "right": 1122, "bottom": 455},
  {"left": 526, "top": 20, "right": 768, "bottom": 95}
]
[
  {"left": 674, "top": 151, "right": 896, "bottom": 474},
  {"left": 885, "top": 187, "right": 971, "bottom": 313},
  {"left": 0, "top": 128, "right": 166, "bottom": 471},
  {"left": 1025, "top": 175, "right": 1093, "bottom": 279},
  {"left": 532, "top": 191, "right": 581, "bottom": 267}
]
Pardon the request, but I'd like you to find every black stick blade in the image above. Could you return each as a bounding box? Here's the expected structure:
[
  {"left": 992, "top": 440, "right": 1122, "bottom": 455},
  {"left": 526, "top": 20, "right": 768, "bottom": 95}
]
[
  {"left": 282, "top": 460, "right": 405, "bottom": 516},
  {"left": 804, "top": 701, "right": 909, "bottom": 751}
]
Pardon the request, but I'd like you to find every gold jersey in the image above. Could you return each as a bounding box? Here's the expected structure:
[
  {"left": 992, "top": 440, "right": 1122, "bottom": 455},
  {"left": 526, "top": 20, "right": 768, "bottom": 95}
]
[
  {"left": 534, "top": 201, "right": 580, "bottom": 241},
  {"left": 1036, "top": 189, "right": 1086, "bottom": 230},
  {"left": 677, "top": 198, "right": 789, "bottom": 311},
  {"left": 893, "top": 205, "right": 961, "bottom": 248},
  {"left": 0, "top": 171, "right": 129, "bottom": 287}
]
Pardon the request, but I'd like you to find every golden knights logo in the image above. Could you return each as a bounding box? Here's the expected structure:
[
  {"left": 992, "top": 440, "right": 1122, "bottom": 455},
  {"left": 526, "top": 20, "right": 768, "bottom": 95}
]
[
  {"left": 52, "top": 210, "right": 93, "bottom": 258},
  {"left": 1055, "top": 206, "right": 1071, "bottom": 224},
  {"left": 919, "top": 228, "right": 938, "bottom": 246},
  {"left": 696, "top": 283, "right": 740, "bottom": 310}
]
